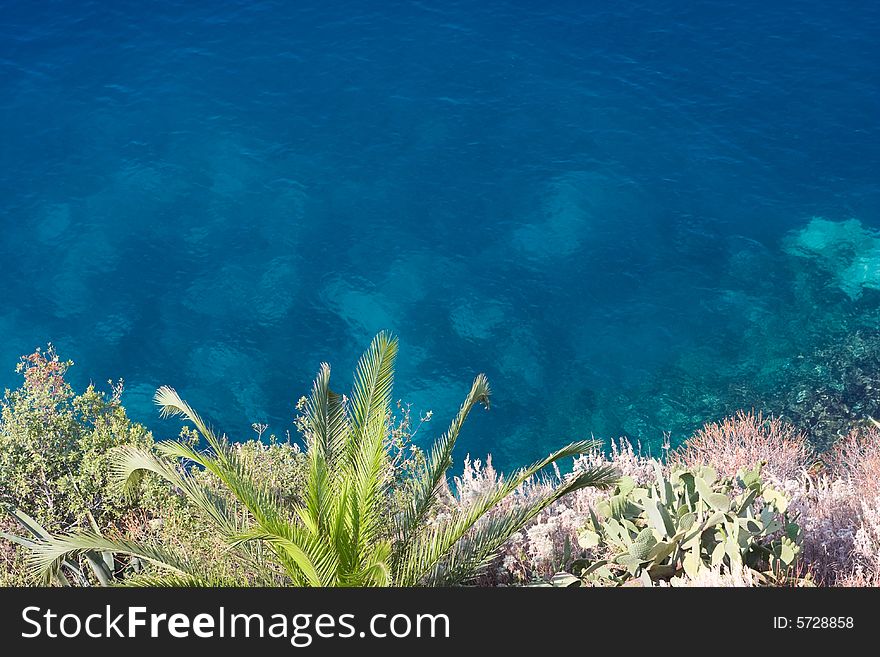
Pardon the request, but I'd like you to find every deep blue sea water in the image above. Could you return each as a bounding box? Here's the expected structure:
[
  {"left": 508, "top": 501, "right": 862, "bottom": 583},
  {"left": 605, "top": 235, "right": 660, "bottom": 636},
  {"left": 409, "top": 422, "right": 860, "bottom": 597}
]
[{"left": 2, "top": 1, "right": 879, "bottom": 470}]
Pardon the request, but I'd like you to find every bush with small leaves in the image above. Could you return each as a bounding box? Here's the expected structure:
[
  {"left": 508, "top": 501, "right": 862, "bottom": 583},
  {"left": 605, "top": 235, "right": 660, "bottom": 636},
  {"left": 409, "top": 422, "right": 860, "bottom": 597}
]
[{"left": 0, "top": 347, "right": 162, "bottom": 584}]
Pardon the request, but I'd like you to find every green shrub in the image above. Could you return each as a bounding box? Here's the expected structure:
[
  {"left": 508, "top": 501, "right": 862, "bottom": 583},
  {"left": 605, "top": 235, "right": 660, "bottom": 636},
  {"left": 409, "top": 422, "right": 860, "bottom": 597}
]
[
  {"left": 572, "top": 461, "right": 802, "bottom": 586},
  {"left": 0, "top": 346, "right": 161, "bottom": 584},
  {"left": 0, "top": 346, "right": 155, "bottom": 529}
]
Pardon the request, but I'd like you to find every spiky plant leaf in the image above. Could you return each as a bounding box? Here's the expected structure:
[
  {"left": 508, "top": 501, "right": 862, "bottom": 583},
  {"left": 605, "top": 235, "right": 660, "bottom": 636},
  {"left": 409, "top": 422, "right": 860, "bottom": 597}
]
[
  {"left": 395, "top": 374, "right": 490, "bottom": 556},
  {"left": 424, "top": 465, "right": 618, "bottom": 586},
  {"left": 25, "top": 532, "right": 194, "bottom": 585},
  {"left": 395, "top": 440, "right": 617, "bottom": 585}
]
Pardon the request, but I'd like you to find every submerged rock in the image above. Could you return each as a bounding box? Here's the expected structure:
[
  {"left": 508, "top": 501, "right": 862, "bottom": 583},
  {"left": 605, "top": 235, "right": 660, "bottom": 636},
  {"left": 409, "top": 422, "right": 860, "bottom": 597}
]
[{"left": 784, "top": 217, "right": 880, "bottom": 299}]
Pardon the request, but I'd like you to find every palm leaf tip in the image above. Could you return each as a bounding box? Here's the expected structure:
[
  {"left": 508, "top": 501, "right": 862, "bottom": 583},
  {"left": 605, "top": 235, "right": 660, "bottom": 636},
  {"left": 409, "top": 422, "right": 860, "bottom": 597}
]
[
  {"left": 350, "top": 331, "right": 399, "bottom": 430},
  {"left": 154, "top": 385, "right": 186, "bottom": 419},
  {"left": 153, "top": 386, "right": 219, "bottom": 446},
  {"left": 567, "top": 465, "right": 620, "bottom": 491},
  {"left": 472, "top": 373, "right": 491, "bottom": 409}
]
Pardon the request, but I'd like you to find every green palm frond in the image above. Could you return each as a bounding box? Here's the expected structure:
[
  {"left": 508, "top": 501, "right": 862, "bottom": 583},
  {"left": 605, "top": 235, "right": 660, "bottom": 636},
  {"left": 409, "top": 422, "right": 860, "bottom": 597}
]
[
  {"left": 113, "top": 443, "right": 282, "bottom": 578},
  {"left": 340, "top": 332, "right": 398, "bottom": 581},
  {"left": 1, "top": 506, "right": 51, "bottom": 542},
  {"left": 299, "top": 363, "right": 350, "bottom": 547},
  {"left": 421, "top": 465, "right": 619, "bottom": 586},
  {"left": 1, "top": 506, "right": 87, "bottom": 586},
  {"left": 25, "top": 532, "right": 193, "bottom": 585},
  {"left": 0, "top": 529, "right": 39, "bottom": 552},
  {"left": 228, "top": 529, "right": 331, "bottom": 586},
  {"left": 349, "top": 331, "right": 397, "bottom": 454},
  {"left": 303, "top": 362, "right": 350, "bottom": 464},
  {"left": 360, "top": 539, "right": 392, "bottom": 587},
  {"left": 154, "top": 386, "right": 218, "bottom": 445},
  {"left": 395, "top": 440, "right": 618, "bottom": 586},
  {"left": 395, "top": 374, "right": 490, "bottom": 555},
  {"left": 113, "top": 444, "right": 243, "bottom": 538},
  {"left": 157, "top": 387, "right": 338, "bottom": 585},
  {"left": 158, "top": 439, "right": 288, "bottom": 531}
]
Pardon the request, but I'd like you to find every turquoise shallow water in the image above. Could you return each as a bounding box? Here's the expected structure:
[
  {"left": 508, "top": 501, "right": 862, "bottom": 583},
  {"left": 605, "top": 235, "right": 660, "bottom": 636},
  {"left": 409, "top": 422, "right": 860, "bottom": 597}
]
[{"left": 1, "top": 1, "right": 879, "bottom": 469}]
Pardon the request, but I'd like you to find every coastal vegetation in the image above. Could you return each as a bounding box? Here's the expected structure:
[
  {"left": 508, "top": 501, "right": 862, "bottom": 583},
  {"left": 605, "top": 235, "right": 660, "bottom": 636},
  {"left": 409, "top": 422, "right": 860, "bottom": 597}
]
[{"left": 2, "top": 334, "right": 879, "bottom": 587}]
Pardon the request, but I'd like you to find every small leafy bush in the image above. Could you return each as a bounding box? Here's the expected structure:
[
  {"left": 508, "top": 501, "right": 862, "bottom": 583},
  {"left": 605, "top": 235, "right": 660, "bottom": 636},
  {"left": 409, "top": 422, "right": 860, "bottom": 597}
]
[
  {"left": 572, "top": 461, "right": 802, "bottom": 585},
  {"left": 0, "top": 346, "right": 163, "bottom": 584},
  {"left": 0, "top": 346, "right": 154, "bottom": 530}
]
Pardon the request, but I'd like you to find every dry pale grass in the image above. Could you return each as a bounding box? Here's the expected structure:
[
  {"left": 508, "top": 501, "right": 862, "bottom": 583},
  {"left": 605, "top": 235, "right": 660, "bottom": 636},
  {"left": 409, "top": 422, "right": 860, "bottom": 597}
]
[
  {"left": 824, "top": 427, "right": 880, "bottom": 496},
  {"left": 788, "top": 428, "right": 880, "bottom": 585},
  {"left": 835, "top": 567, "right": 880, "bottom": 587},
  {"left": 670, "top": 410, "right": 816, "bottom": 481},
  {"left": 661, "top": 564, "right": 759, "bottom": 587}
]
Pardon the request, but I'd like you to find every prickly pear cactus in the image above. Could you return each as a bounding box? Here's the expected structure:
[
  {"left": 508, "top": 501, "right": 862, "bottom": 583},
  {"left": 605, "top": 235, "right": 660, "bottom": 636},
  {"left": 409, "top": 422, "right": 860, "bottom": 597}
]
[{"left": 572, "top": 461, "right": 801, "bottom": 586}]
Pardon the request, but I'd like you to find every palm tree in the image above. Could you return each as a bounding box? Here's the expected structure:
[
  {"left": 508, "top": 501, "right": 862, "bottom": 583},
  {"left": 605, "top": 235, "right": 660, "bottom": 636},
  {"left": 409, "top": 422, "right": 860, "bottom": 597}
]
[{"left": 17, "top": 332, "right": 618, "bottom": 586}]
